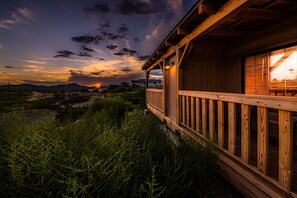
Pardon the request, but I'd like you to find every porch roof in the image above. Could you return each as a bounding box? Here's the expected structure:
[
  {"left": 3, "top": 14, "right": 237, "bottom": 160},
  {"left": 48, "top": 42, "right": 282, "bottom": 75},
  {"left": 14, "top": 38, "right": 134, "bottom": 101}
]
[{"left": 142, "top": 0, "right": 297, "bottom": 70}]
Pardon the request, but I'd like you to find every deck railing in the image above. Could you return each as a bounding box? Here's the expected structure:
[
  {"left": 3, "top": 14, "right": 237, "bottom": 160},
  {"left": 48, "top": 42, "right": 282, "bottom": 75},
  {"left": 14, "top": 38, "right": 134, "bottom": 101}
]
[
  {"left": 179, "top": 90, "right": 297, "bottom": 192},
  {"left": 146, "top": 88, "right": 163, "bottom": 112}
]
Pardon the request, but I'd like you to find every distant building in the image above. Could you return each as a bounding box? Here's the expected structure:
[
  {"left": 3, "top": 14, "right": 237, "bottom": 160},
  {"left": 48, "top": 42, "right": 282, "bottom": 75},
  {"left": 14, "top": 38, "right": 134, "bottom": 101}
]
[{"left": 131, "top": 79, "right": 162, "bottom": 88}]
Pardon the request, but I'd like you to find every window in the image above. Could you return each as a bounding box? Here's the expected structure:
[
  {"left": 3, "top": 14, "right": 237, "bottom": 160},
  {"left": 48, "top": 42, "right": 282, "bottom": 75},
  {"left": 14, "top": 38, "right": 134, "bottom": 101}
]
[{"left": 245, "top": 45, "right": 297, "bottom": 97}]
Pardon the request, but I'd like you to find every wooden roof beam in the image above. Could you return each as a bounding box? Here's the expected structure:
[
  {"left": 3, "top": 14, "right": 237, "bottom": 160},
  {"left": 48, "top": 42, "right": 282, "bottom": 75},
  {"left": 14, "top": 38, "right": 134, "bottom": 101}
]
[
  {"left": 143, "top": 0, "right": 255, "bottom": 70},
  {"left": 207, "top": 28, "right": 247, "bottom": 37},
  {"left": 237, "top": 8, "right": 287, "bottom": 20},
  {"left": 165, "top": 41, "right": 174, "bottom": 47},
  {"left": 198, "top": 2, "right": 217, "bottom": 16},
  {"left": 177, "top": 28, "right": 190, "bottom": 36},
  {"left": 156, "top": 50, "right": 165, "bottom": 56}
]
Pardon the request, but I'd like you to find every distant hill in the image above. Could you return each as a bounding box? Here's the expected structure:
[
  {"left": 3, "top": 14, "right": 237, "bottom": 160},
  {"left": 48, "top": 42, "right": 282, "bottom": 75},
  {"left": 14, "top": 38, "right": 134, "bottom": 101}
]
[{"left": 0, "top": 83, "right": 88, "bottom": 92}]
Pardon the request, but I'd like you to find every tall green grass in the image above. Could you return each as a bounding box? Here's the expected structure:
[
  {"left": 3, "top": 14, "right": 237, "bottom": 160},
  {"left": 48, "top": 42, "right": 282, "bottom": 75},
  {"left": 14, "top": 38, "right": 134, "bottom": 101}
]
[{"left": 0, "top": 98, "right": 217, "bottom": 197}]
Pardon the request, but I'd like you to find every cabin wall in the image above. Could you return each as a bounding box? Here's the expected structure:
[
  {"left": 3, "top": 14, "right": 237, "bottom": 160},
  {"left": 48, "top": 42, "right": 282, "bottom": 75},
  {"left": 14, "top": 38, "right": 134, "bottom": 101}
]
[
  {"left": 225, "top": 17, "right": 297, "bottom": 93},
  {"left": 183, "top": 41, "right": 227, "bottom": 92},
  {"left": 182, "top": 18, "right": 297, "bottom": 94}
]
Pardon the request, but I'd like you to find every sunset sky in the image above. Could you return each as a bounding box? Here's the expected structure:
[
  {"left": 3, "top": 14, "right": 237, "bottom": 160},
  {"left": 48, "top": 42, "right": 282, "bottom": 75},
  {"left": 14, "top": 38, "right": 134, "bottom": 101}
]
[{"left": 0, "top": 0, "right": 197, "bottom": 86}]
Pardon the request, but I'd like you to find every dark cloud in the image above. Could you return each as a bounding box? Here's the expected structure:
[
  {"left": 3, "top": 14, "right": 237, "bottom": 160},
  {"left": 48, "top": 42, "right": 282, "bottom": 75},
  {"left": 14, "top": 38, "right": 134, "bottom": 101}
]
[
  {"left": 81, "top": 46, "right": 95, "bottom": 52},
  {"left": 90, "top": 71, "right": 103, "bottom": 75},
  {"left": 133, "top": 37, "right": 141, "bottom": 42},
  {"left": 113, "top": 47, "right": 138, "bottom": 57},
  {"left": 138, "top": 55, "right": 150, "bottom": 61},
  {"left": 71, "top": 35, "right": 103, "bottom": 44},
  {"left": 68, "top": 70, "right": 144, "bottom": 86},
  {"left": 98, "top": 58, "right": 105, "bottom": 61},
  {"left": 118, "top": 24, "right": 129, "bottom": 34},
  {"left": 101, "top": 31, "right": 123, "bottom": 40},
  {"left": 99, "top": 21, "right": 110, "bottom": 30},
  {"left": 121, "top": 67, "right": 131, "bottom": 72},
  {"left": 83, "top": 3, "right": 110, "bottom": 15},
  {"left": 116, "top": 0, "right": 158, "bottom": 15},
  {"left": 77, "top": 52, "right": 93, "bottom": 57},
  {"left": 106, "top": 44, "right": 118, "bottom": 50},
  {"left": 4, "top": 65, "right": 15, "bottom": 69},
  {"left": 54, "top": 50, "right": 75, "bottom": 58},
  {"left": 113, "top": 51, "right": 125, "bottom": 56}
]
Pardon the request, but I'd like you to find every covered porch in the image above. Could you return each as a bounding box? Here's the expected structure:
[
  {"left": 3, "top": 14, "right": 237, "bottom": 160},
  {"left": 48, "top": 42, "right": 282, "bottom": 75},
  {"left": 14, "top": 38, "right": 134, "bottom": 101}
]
[{"left": 144, "top": 0, "right": 297, "bottom": 197}]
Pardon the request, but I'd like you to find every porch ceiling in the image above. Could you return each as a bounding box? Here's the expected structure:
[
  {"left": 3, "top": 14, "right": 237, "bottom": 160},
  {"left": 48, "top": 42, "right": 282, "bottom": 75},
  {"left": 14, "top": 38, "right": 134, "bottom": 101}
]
[{"left": 142, "top": 0, "right": 297, "bottom": 70}]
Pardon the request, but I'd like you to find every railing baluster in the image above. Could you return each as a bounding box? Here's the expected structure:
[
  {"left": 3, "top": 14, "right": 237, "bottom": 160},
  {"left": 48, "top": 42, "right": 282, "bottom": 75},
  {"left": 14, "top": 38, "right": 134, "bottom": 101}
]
[
  {"left": 209, "top": 99, "right": 214, "bottom": 141},
  {"left": 228, "top": 102, "right": 236, "bottom": 155},
  {"left": 196, "top": 97, "right": 201, "bottom": 133},
  {"left": 257, "top": 107, "right": 268, "bottom": 175},
  {"left": 186, "top": 96, "right": 190, "bottom": 127},
  {"left": 279, "top": 110, "right": 293, "bottom": 190},
  {"left": 241, "top": 104, "right": 250, "bottom": 163},
  {"left": 202, "top": 98, "right": 207, "bottom": 138},
  {"left": 182, "top": 96, "right": 186, "bottom": 125},
  {"left": 191, "top": 97, "right": 195, "bottom": 130},
  {"left": 218, "top": 100, "right": 224, "bottom": 148}
]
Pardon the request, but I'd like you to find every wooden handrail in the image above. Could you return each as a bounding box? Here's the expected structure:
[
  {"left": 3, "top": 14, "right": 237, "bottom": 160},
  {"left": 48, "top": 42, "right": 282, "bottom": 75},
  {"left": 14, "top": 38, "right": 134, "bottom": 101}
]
[
  {"left": 179, "top": 90, "right": 297, "bottom": 112},
  {"left": 146, "top": 88, "right": 164, "bottom": 93},
  {"left": 177, "top": 90, "right": 296, "bottom": 191}
]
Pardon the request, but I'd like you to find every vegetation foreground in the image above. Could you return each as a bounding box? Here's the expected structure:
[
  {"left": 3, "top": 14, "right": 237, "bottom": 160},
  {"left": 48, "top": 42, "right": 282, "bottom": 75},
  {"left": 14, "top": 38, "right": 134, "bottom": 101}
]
[{"left": 0, "top": 96, "right": 219, "bottom": 197}]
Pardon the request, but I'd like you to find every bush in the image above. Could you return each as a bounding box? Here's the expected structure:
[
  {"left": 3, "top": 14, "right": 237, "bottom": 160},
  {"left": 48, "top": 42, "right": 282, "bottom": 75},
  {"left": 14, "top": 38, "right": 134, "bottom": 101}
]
[{"left": 0, "top": 98, "right": 218, "bottom": 197}]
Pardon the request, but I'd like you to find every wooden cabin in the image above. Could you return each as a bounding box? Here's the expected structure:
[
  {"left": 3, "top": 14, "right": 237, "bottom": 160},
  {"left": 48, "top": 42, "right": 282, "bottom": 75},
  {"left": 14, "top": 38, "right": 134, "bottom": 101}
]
[{"left": 142, "top": 0, "right": 297, "bottom": 197}]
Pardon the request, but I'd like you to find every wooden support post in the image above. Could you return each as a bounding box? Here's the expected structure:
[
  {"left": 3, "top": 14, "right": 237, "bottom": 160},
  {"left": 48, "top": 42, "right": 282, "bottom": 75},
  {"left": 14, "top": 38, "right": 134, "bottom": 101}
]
[
  {"left": 196, "top": 97, "right": 201, "bottom": 133},
  {"left": 279, "top": 110, "right": 293, "bottom": 190},
  {"left": 191, "top": 97, "right": 195, "bottom": 130},
  {"left": 186, "top": 96, "right": 190, "bottom": 127},
  {"left": 175, "top": 46, "right": 180, "bottom": 125},
  {"left": 241, "top": 104, "right": 250, "bottom": 163},
  {"left": 257, "top": 107, "right": 268, "bottom": 175},
  {"left": 202, "top": 98, "right": 207, "bottom": 138},
  {"left": 218, "top": 100, "right": 224, "bottom": 148},
  {"left": 228, "top": 102, "right": 236, "bottom": 155},
  {"left": 162, "top": 57, "right": 167, "bottom": 115},
  {"left": 145, "top": 70, "right": 150, "bottom": 89},
  {"left": 209, "top": 99, "right": 215, "bottom": 141}
]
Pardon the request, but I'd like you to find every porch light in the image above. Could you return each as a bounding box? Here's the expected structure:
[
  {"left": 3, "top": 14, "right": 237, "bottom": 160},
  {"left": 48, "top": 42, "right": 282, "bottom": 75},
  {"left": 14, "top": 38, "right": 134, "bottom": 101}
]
[{"left": 165, "top": 60, "right": 175, "bottom": 69}]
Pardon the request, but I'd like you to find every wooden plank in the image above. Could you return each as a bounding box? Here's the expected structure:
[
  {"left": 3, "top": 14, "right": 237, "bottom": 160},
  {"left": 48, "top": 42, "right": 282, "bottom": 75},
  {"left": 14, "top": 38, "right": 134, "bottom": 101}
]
[
  {"left": 182, "top": 96, "right": 186, "bottom": 125},
  {"left": 209, "top": 99, "right": 215, "bottom": 141},
  {"left": 179, "top": 90, "right": 297, "bottom": 112},
  {"left": 191, "top": 96, "right": 195, "bottom": 130},
  {"left": 241, "top": 104, "right": 250, "bottom": 163},
  {"left": 186, "top": 96, "right": 190, "bottom": 127},
  {"left": 279, "top": 110, "right": 293, "bottom": 190},
  {"left": 202, "top": 98, "right": 207, "bottom": 138},
  {"left": 196, "top": 97, "right": 201, "bottom": 133},
  {"left": 228, "top": 102, "right": 236, "bottom": 155},
  {"left": 257, "top": 107, "right": 268, "bottom": 175},
  {"left": 218, "top": 100, "right": 224, "bottom": 148},
  {"left": 238, "top": 8, "right": 286, "bottom": 20}
]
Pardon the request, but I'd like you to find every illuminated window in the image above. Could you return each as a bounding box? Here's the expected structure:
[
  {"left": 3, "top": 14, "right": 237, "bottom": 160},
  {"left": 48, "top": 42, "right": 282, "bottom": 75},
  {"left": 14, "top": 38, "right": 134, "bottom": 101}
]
[{"left": 245, "top": 45, "right": 297, "bottom": 97}]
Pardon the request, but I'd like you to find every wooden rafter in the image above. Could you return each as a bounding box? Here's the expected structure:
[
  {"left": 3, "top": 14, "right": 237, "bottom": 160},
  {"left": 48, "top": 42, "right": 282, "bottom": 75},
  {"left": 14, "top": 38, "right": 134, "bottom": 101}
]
[
  {"left": 177, "top": 28, "right": 190, "bottom": 36},
  {"left": 207, "top": 28, "right": 247, "bottom": 37},
  {"left": 198, "top": 2, "right": 216, "bottom": 16},
  {"left": 237, "top": 8, "right": 287, "bottom": 20},
  {"left": 144, "top": 0, "right": 255, "bottom": 70},
  {"left": 165, "top": 41, "right": 174, "bottom": 47}
]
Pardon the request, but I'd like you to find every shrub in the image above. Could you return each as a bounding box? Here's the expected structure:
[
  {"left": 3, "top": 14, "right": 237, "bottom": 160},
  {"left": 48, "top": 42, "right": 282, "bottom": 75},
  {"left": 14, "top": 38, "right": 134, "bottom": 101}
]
[{"left": 0, "top": 98, "right": 218, "bottom": 197}]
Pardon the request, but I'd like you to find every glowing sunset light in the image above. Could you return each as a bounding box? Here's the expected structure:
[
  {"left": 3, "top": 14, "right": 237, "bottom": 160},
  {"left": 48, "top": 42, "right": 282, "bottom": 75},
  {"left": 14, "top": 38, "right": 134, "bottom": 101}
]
[{"left": 0, "top": 0, "right": 197, "bottom": 85}]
